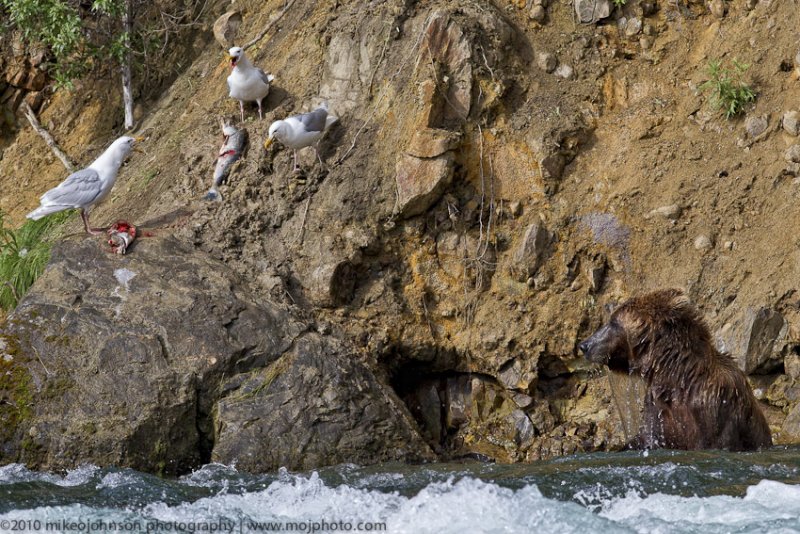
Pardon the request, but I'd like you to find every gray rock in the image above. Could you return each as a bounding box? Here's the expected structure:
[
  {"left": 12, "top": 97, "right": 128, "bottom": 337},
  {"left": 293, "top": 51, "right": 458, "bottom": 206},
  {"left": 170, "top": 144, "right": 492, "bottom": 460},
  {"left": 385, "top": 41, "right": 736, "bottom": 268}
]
[
  {"left": 530, "top": 5, "right": 546, "bottom": 22},
  {"left": 0, "top": 237, "right": 431, "bottom": 473},
  {"left": 796, "top": 49, "right": 800, "bottom": 76},
  {"left": 785, "top": 145, "right": 800, "bottom": 164},
  {"left": 513, "top": 222, "right": 552, "bottom": 280},
  {"left": 498, "top": 357, "right": 537, "bottom": 391},
  {"left": 420, "top": 10, "right": 473, "bottom": 123},
  {"left": 786, "top": 353, "right": 800, "bottom": 380},
  {"left": 745, "top": 115, "right": 769, "bottom": 138},
  {"left": 445, "top": 375, "right": 471, "bottom": 428},
  {"left": 694, "top": 235, "right": 712, "bottom": 250},
  {"left": 512, "top": 392, "right": 534, "bottom": 408},
  {"left": 780, "top": 402, "right": 800, "bottom": 443},
  {"left": 212, "top": 11, "right": 242, "bottom": 49},
  {"left": 717, "top": 307, "right": 787, "bottom": 374},
  {"left": 587, "top": 260, "right": 606, "bottom": 293},
  {"left": 509, "top": 409, "right": 536, "bottom": 448},
  {"left": 625, "top": 17, "right": 643, "bottom": 38},
  {"left": 395, "top": 153, "right": 456, "bottom": 218},
  {"left": 307, "top": 261, "right": 356, "bottom": 307},
  {"left": 406, "top": 128, "right": 462, "bottom": 159},
  {"left": 709, "top": 0, "right": 726, "bottom": 17},
  {"left": 641, "top": 1, "right": 658, "bottom": 16},
  {"left": 783, "top": 111, "right": 800, "bottom": 136},
  {"left": 646, "top": 204, "right": 682, "bottom": 220},
  {"left": 537, "top": 52, "right": 558, "bottom": 73},
  {"left": 540, "top": 152, "right": 566, "bottom": 190},
  {"left": 555, "top": 63, "right": 575, "bottom": 80},
  {"left": 574, "top": 0, "right": 612, "bottom": 23},
  {"left": 213, "top": 334, "right": 434, "bottom": 470}
]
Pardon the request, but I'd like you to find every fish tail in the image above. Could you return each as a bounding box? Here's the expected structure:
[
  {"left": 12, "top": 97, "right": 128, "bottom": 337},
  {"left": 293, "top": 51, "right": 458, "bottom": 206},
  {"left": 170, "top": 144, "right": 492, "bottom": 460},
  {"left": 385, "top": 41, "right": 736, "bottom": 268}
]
[{"left": 203, "top": 188, "right": 222, "bottom": 201}]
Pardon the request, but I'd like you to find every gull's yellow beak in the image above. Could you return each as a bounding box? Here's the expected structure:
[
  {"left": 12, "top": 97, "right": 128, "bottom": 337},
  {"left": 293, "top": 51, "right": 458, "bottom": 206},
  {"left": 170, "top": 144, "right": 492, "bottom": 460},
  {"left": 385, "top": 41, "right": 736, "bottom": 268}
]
[
  {"left": 263, "top": 137, "right": 274, "bottom": 149},
  {"left": 133, "top": 136, "right": 145, "bottom": 153}
]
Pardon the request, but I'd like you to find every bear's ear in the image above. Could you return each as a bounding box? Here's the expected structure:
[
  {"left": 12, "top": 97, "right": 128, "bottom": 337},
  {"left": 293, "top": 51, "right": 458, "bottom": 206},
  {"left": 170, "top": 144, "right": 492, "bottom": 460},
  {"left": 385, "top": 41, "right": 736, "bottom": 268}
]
[{"left": 668, "top": 289, "right": 691, "bottom": 309}]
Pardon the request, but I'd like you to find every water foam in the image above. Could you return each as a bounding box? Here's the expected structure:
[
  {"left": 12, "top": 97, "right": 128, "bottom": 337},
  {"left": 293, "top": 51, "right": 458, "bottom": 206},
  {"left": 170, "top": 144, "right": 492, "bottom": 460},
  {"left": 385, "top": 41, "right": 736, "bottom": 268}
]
[
  {"left": 1, "top": 464, "right": 799, "bottom": 534},
  {"left": 0, "top": 463, "right": 99, "bottom": 487},
  {"left": 599, "top": 479, "right": 800, "bottom": 533}
]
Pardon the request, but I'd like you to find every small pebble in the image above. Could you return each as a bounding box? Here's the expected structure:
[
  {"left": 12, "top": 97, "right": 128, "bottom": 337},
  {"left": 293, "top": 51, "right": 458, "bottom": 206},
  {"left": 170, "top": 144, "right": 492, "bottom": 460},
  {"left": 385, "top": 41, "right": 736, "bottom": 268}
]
[
  {"left": 694, "top": 235, "right": 712, "bottom": 250},
  {"left": 537, "top": 52, "right": 558, "bottom": 73}
]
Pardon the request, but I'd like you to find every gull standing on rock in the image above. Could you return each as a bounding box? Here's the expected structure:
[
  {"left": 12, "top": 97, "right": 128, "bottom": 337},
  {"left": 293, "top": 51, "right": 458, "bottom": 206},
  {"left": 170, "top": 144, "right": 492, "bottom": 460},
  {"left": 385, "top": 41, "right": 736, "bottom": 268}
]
[
  {"left": 27, "top": 136, "right": 140, "bottom": 235},
  {"left": 227, "top": 46, "right": 274, "bottom": 122},
  {"left": 264, "top": 103, "right": 338, "bottom": 173}
]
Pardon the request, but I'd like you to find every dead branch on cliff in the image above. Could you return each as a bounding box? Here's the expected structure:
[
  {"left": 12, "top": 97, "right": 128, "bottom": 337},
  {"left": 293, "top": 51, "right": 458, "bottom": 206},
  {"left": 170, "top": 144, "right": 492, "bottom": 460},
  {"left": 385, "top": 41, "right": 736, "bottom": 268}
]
[
  {"left": 21, "top": 102, "right": 75, "bottom": 173},
  {"left": 243, "top": 0, "right": 297, "bottom": 51}
]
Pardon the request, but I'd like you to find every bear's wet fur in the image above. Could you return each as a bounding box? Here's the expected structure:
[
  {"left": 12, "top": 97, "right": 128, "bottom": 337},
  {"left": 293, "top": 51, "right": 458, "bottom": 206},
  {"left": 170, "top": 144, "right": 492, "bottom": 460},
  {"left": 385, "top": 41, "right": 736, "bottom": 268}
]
[{"left": 579, "top": 288, "right": 772, "bottom": 451}]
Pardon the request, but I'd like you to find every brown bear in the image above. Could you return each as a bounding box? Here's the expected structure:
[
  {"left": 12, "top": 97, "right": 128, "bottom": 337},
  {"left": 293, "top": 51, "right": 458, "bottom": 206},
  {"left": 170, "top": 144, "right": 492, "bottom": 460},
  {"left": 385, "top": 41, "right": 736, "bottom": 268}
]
[{"left": 579, "top": 288, "right": 772, "bottom": 451}]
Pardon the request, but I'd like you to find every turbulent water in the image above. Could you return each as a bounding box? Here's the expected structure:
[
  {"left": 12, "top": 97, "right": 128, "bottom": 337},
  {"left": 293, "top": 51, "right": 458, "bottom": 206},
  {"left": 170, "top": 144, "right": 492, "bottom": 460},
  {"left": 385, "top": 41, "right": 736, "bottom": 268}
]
[{"left": 2, "top": 448, "right": 800, "bottom": 533}]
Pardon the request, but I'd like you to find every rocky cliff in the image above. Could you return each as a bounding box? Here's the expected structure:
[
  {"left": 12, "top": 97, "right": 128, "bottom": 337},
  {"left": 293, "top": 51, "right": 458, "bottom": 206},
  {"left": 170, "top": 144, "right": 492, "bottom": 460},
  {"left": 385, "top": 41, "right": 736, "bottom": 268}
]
[{"left": 2, "top": 0, "right": 800, "bottom": 473}]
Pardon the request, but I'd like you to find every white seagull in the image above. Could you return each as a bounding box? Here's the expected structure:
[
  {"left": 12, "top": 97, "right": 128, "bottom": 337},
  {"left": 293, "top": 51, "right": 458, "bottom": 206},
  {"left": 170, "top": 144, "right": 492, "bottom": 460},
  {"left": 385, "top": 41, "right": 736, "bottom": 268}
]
[
  {"left": 264, "top": 103, "right": 338, "bottom": 172},
  {"left": 227, "top": 46, "right": 274, "bottom": 122},
  {"left": 27, "top": 136, "right": 139, "bottom": 235}
]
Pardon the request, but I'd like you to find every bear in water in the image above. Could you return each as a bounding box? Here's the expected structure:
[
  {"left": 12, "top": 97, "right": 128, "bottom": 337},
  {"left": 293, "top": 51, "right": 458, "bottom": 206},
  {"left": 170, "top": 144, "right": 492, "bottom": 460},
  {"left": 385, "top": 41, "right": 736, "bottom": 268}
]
[{"left": 579, "top": 288, "right": 772, "bottom": 451}]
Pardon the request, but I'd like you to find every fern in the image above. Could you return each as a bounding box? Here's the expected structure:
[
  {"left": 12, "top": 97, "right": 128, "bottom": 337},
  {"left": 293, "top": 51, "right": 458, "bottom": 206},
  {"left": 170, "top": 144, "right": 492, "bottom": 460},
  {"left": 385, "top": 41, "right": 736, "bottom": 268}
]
[{"left": 0, "top": 210, "right": 70, "bottom": 311}]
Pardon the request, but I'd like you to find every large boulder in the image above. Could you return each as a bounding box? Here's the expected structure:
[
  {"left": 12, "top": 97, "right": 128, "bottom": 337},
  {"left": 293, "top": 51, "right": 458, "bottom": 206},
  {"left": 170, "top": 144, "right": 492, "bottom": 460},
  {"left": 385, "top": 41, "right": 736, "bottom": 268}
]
[
  {"left": 213, "top": 333, "right": 432, "bottom": 471},
  {"left": 0, "top": 236, "right": 431, "bottom": 473}
]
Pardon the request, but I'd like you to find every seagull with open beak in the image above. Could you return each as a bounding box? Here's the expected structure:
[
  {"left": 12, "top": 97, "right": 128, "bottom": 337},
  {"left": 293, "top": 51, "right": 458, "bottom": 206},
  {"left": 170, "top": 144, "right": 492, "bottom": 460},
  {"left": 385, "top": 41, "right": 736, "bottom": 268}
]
[{"left": 226, "top": 46, "right": 274, "bottom": 122}]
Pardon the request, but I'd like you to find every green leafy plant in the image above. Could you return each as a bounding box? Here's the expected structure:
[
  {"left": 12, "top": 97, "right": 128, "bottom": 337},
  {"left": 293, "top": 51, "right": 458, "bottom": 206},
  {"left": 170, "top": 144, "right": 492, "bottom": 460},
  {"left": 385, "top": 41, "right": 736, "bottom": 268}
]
[
  {"left": 0, "top": 210, "right": 70, "bottom": 311},
  {"left": 0, "top": 0, "right": 121, "bottom": 88},
  {"left": 612, "top": 0, "right": 626, "bottom": 6},
  {"left": 700, "top": 59, "right": 757, "bottom": 119},
  {"left": 0, "top": 0, "right": 206, "bottom": 90}
]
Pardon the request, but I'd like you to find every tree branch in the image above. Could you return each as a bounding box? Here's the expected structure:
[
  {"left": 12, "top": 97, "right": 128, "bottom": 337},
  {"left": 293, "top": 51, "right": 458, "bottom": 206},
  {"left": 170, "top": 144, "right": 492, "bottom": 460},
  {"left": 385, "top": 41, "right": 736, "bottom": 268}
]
[
  {"left": 243, "top": 0, "right": 296, "bottom": 50},
  {"left": 21, "top": 102, "right": 75, "bottom": 173},
  {"left": 122, "top": 0, "right": 135, "bottom": 130}
]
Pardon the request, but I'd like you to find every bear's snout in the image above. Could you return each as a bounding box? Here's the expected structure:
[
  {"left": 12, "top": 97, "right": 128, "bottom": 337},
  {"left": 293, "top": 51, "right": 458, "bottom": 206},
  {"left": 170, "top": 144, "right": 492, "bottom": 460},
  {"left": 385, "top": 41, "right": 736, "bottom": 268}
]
[
  {"left": 579, "top": 323, "right": 617, "bottom": 365},
  {"left": 578, "top": 330, "right": 602, "bottom": 361}
]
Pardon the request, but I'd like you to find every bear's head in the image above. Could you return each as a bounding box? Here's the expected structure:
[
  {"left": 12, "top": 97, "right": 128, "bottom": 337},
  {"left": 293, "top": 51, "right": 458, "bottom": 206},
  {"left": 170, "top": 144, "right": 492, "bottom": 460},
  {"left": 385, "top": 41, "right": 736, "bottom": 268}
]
[{"left": 579, "top": 288, "right": 708, "bottom": 373}]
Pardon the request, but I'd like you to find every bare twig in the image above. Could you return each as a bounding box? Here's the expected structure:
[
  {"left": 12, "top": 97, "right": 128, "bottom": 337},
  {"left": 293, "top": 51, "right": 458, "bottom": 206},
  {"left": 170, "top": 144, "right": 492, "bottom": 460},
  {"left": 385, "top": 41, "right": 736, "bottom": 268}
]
[
  {"left": 336, "top": 119, "right": 371, "bottom": 165},
  {"left": 421, "top": 294, "right": 436, "bottom": 340},
  {"left": 31, "top": 345, "right": 52, "bottom": 376},
  {"left": 293, "top": 196, "right": 311, "bottom": 245},
  {"left": 479, "top": 45, "right": 496, "bottom": 82},
  {"left": 243, "top": 0, "right": 297, "bottom": 50},
  {"left": 21, "top": 102, "right": 75, "bottom": 173},
  {"left": 122, "top": 0, "right": 135, "bottom": 130},
  {"left": 367, "top": 26, "right": 392, "bottom": 97}
]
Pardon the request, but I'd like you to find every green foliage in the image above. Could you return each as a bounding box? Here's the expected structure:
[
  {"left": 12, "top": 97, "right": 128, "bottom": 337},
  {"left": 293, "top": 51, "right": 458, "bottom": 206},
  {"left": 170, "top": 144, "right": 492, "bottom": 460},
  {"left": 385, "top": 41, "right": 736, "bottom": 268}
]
[
  {"left": 0, "top": 210, "right": 70, "bottom": 311},
  {"left": 0, "top": 0, "right": 125, "bottom": 87},
  {"left": 700, "top": 58, "right": 757, "bottom": 119},
  {"left": 612, "top": 0, "right": 626, "bottom": 6}
]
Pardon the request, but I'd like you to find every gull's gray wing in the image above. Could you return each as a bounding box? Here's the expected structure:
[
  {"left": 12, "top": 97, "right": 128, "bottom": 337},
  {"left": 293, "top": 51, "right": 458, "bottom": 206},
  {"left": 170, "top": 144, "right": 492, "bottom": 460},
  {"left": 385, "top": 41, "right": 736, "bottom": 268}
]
[
  {"left": 40, "top": 168, "right": 102, "bottom": 207},
  {"left": 256, "top": 68, "right": 273, "bottom": 85},
  {"left": 298, "top": 107, "right": 328, "bottom": 133}
]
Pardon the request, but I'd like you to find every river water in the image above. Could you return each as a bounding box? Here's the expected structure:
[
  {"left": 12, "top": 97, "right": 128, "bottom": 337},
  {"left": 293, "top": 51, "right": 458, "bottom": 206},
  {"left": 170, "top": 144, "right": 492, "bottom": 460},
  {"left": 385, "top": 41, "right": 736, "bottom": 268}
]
[{"left": 1, "top": 448, "right": 799, "bottom": 533}]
